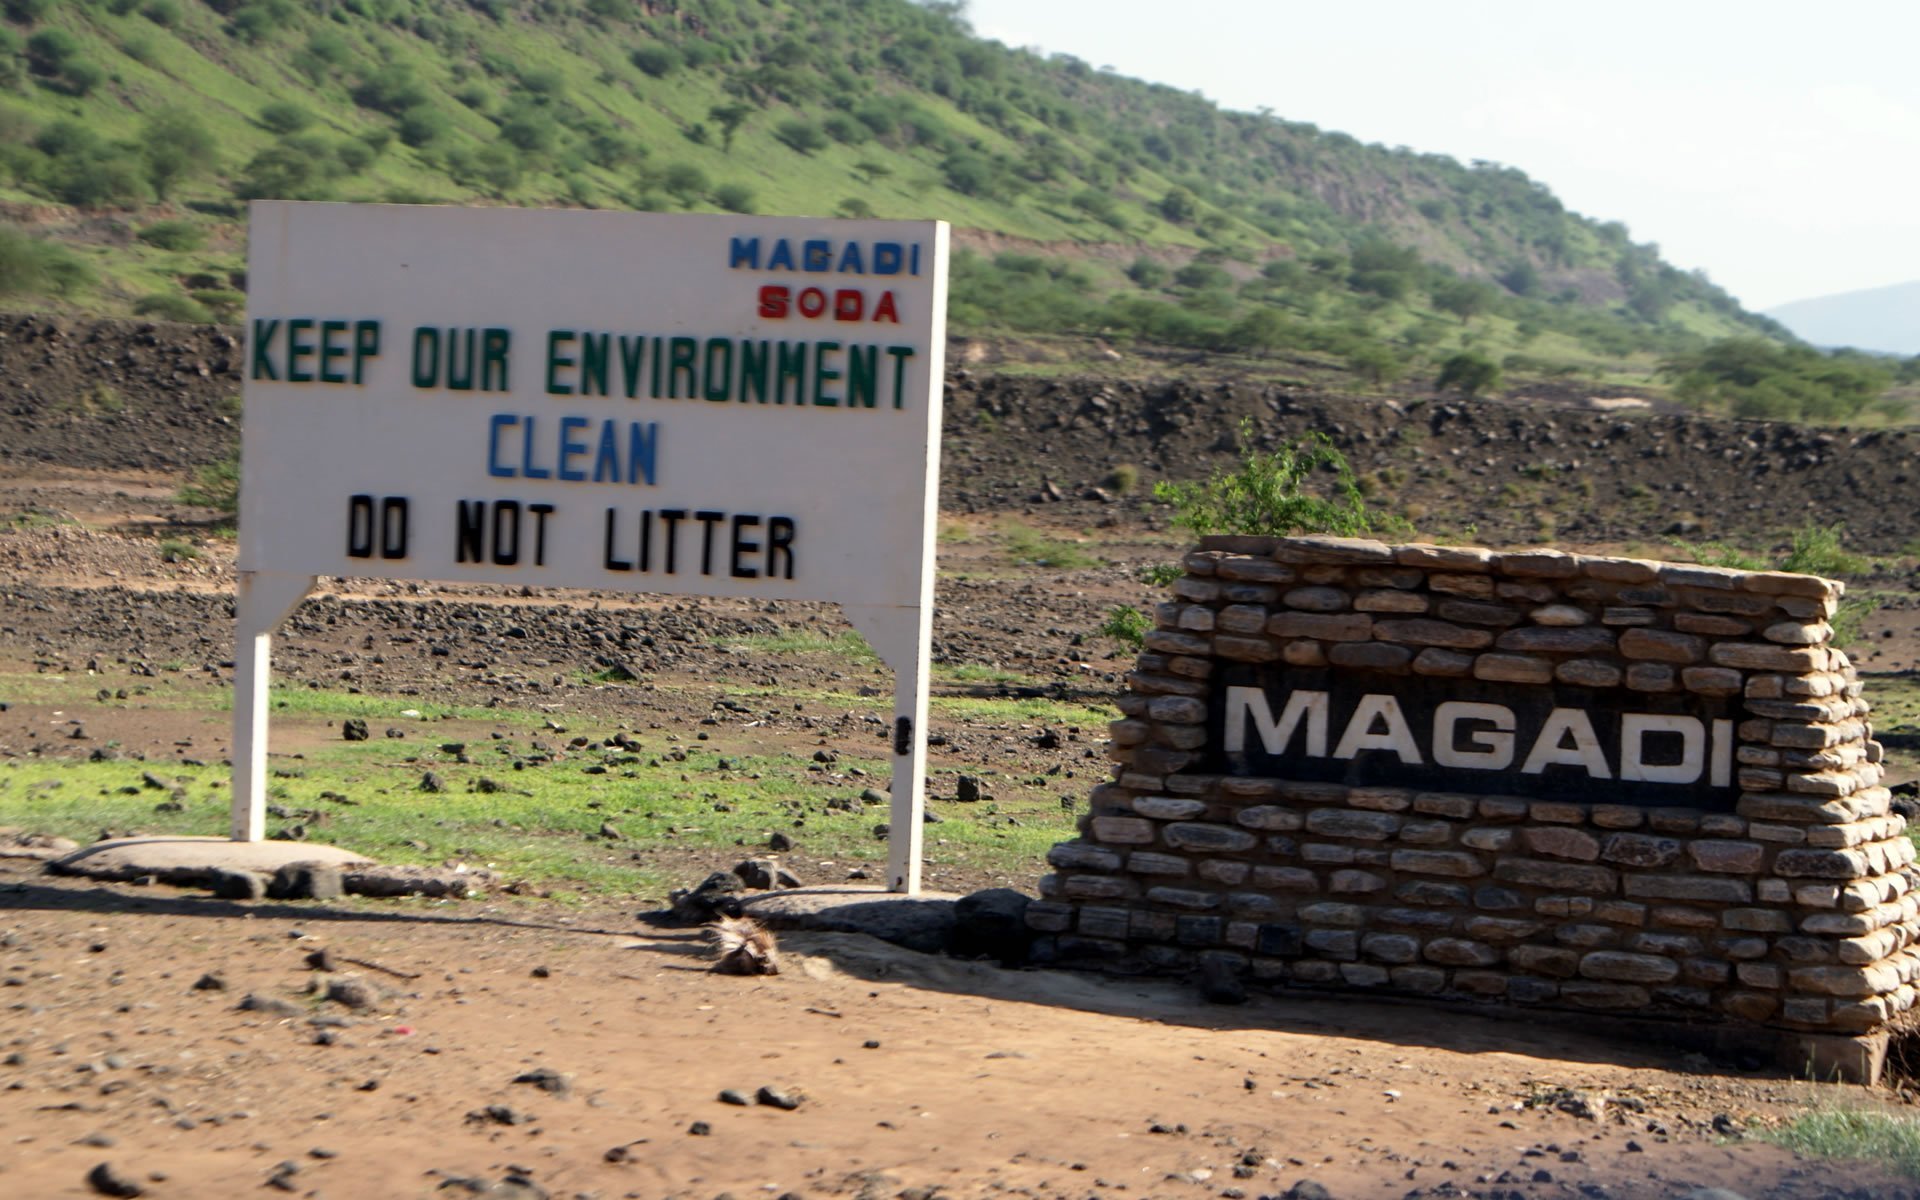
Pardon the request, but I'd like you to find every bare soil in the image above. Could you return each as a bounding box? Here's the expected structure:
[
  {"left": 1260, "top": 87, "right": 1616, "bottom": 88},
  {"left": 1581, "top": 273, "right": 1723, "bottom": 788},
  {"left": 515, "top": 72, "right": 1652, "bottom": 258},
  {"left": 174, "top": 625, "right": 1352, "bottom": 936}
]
[{"left": 4, "top": 315, "right": 1920, "bottom": 1198}]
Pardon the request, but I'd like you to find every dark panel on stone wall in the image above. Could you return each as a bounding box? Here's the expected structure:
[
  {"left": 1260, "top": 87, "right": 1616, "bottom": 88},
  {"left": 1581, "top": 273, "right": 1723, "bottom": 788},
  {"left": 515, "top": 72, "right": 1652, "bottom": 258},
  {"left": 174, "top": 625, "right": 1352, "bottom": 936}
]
[{"left": 1207, "top": 665, "right": 1739, "bottom": 809}]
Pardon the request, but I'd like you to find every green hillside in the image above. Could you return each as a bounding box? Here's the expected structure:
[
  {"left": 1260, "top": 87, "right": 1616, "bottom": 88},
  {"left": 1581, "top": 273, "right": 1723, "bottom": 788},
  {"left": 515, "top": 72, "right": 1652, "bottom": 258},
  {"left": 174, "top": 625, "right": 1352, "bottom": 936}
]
[{"left": 0, "top": 0, "right": 1873, "bottom": 411}]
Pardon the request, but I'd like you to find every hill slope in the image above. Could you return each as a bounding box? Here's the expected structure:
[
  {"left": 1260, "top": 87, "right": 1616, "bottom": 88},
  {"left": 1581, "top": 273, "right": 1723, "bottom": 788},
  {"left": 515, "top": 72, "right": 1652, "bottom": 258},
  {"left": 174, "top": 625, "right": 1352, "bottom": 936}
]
[
  {"left": 0, "top": 0, "right": 1794, "bottom": 392},
  {"left": 1767, "top": 280, "right": 1920, "bottom": 355}
]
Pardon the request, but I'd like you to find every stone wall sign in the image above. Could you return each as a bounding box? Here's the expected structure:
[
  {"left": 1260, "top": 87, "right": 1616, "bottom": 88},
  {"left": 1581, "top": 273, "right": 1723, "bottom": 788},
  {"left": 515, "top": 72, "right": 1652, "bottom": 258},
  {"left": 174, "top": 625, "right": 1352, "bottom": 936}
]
[{"left": 1033, "top": 535, "right": 1918, "bottom": 1078}]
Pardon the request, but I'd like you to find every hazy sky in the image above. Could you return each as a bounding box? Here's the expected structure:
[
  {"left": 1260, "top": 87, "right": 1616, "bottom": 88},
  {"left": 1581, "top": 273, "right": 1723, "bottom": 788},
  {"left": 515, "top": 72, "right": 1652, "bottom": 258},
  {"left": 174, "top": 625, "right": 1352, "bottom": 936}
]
[{"left": 964, "top": 0, "right": 1920, "bottom": 311}]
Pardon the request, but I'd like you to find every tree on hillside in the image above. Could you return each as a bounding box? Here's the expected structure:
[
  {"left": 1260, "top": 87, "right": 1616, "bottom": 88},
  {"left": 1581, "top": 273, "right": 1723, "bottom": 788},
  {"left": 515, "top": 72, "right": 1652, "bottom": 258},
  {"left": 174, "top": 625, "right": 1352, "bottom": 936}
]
[
  {"left": 708, "top": 102, "right": 753, "bottom": 152},
  {"left": 1436, "top": 351, "right": 1502, "bottom": 399},
  {"left": 1431, "top": 277, "right": 1497, "bottom": 322},
  {"left": 141, "top": 109, "right": 215, "bottom": 201}
]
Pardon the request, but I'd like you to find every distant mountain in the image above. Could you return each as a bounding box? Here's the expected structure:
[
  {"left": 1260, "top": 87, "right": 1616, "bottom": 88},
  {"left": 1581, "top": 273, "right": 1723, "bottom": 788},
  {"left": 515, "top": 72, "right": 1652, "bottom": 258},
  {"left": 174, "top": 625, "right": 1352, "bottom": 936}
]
[{"left": 1766, "top": 281, "right": 1920, "bottom": 356}]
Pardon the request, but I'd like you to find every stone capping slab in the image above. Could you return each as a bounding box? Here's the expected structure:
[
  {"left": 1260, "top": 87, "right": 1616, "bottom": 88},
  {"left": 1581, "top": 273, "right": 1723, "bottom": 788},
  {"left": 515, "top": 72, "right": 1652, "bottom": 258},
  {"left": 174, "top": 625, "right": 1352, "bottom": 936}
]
[
  {"left": 1197, "top": 536, "right": 1843, "bottom": 600},
  {"left": 1041, "top": 536, "right": 1911, "bottom": 1056}
]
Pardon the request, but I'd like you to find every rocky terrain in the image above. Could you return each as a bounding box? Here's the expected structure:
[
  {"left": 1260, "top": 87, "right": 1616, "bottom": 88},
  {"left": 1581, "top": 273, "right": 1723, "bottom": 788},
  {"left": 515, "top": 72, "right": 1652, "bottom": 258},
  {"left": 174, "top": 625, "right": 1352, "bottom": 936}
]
[{"left": 4, "top": 314, "right": 1920, "bottom": 558}]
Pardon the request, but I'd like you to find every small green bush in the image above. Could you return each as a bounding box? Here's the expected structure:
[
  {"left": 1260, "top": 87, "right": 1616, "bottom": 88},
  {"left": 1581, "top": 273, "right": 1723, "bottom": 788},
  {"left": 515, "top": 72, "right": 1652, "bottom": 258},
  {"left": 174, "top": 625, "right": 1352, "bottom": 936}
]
[
  {"left": 1436, "top": 351, "right": 1502, "bottom": 399},
  {"left": 1153, "top": 418, "right": 1388, "bottom": 539},
  {"left": 258, "top": 101, "right": 312, "bottom": 134},
  {"left": 133, "top": 291, "right": 212, "bottom": 323},
  {"left": 712, "top": 182, "right": 754, "bottom": 213},
  {"left": 774, "top": 118, "right": 825, "bottom": 155},
  {"left": 394, "top": 103, "right": 450, "bottom": 148},
  {"left": 177, "top": 453, "right": 239, "bottom": 516},
  {"left": 1098, "top": 604, "right": 1149, "bottom": 650},
  {"left": 136, "top": 219, "right": 205, "bottom": 251},
  {"left": 630, "top": 44, "right": 678, "bottom": 78},
  {"left": 1779, "top": 522, "right": 1868, "bottom": 578},
  {"left": 0, "top": 223, "right": 91, "bottom": 298}
]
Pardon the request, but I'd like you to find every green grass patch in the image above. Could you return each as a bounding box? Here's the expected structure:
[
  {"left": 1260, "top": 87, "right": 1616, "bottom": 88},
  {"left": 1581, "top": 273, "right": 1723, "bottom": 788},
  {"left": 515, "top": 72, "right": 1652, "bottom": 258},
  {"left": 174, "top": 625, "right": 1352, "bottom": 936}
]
[
  {"left": 719, "top": 630, "right": 878, "bottom": 663},
  {"left": 1759, "top": 1108, "right": 1920, "bottom": 1178},
  {"left": 999, "top": 522, "right": 1103, "bottom": 570},
  {"left": 0, "top": 674, "right": 1102, "bottom": 891}
]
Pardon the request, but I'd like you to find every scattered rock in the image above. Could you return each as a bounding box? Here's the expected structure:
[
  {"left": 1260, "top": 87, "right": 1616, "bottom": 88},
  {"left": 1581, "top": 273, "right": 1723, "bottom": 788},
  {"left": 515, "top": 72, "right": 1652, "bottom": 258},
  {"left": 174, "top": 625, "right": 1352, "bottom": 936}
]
[
  {"left": 687, "top": 1121, "right": 712, "bottom": 1136},
  {"left": 236, "top": 994, "right": 303, "bottom": 1018},
  {"left": 951, "top": 888, "right": 1032, "bottom": 965},
  {"left": 207, "top": 867, "right": 268, "bottom": 900},
  {"left": 512, "top": 1067, "right": 573, "bottom": 1099},
  {"left": 754, "top": 1085, "right": 803, "bottom": 1110},
  {"left": 341, "top": 719, "right": 369, "bottom": 741},
  {"left": 344, "top": 864, "right": 484, "bottom": 898},
  {"left": 85, "top": 1162, "right": 143, "bottom": 1198},
  {"left": 665, "top": 871, "right": 746, "bottom": 924},
  {"left": 955, "top": 775, "right": 982, "bottom": 802},
  {"left": 268, "top": 862, "right": 344, "bottom": 901},
  {"left": 190, "top": 972, "right": 226, "bottom": 992},
  {"left": 322, "top": 977, "right": 377, "bottom": 1010},
  {"left": 1283, "top": 1183, "right": 1332, "bottom": 1200},
  {"left": 418, "top": 771, "right": 445, "bottom": 792},
  {"left": 768, "top": 830, "right": 794, "bottom": 852},
  {"left": 718, "top": 1088, "right": 753, "bottom": 1106}
]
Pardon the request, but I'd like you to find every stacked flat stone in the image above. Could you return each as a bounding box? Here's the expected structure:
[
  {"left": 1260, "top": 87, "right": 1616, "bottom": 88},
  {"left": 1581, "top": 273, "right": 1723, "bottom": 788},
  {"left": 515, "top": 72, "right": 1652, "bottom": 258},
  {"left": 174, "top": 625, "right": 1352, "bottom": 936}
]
[{"left": 1030, "top": 535, "right": 1919, "bottom": 1037}]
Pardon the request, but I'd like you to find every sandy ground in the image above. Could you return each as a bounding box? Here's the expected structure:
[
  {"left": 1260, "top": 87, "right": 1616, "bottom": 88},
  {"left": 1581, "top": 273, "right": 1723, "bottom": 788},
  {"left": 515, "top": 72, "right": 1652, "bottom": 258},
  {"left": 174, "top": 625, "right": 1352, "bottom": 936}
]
[{"left": 1, "top": 863, "right": 1912, "bottom": 1200}]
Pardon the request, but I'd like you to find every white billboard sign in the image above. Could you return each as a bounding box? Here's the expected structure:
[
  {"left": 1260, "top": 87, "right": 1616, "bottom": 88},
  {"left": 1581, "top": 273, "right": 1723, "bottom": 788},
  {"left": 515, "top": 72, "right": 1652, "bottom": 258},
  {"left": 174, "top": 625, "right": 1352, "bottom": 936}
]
[{"left": 232, "top": 203, "right": 949, "bottom": 892}]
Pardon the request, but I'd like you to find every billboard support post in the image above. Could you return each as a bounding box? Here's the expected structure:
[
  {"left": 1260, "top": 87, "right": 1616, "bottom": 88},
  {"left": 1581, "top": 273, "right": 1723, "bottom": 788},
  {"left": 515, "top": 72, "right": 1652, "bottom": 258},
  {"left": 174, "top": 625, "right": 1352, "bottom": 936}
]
[{"left": 230, "top": 570, "right": 316, "bottom": 842}]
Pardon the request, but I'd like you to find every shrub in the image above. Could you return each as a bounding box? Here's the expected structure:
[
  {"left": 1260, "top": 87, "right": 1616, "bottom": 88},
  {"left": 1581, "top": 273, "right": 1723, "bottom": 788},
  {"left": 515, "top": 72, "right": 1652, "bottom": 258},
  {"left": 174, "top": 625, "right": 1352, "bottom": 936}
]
[
  {"left": 353, "top": 64, "right": 429, "bottom": 116},
  {"left": 712, "top": 182, "right": 754, "bottom": 213},
  {"left": 821, "top": 113, "right": 864, "bottom": 144},
  {"left": 48, "top": 151, "right": 147, "bottom": 208},
  {"left": 393, "top": 103, "right": 450, "bottom": 148},
  {"left": 236, "top": 140, "right": 328, "bottom": 200},
  {"left": 55, "top": 57, "right": 104, "bottom": 96},
  {"left": 133, "top": 291, "right": 212, "bottom": 323},
  {"left": 1098, "top": 604, "right": 1148, "bottom": 649},
  {"left": 1127, "top": 257, "right": 1166, "bottom": 289},
  {"left": 258, "top": 101, "right": 312, "bottom": 134},
  {"left": 177, "top": 453, "right": 238, "bottom": 515},
  {"left": 774, "top": 118, "right": 825, "bottom": 154},
  {"left": 4, "top": 0, "right": 52, "bottom": 21},
  {"left": 1436, "top": 351, "right": 1502, "bottom": 399},
  {"left": 1152, "top": 419, "right": 1387, "bottom": 538},
  {"left": 141, "top": 108, "right": 214, "bottom": 199},
  {"left": 1779, "top": 522, "right": 1867, "bottom": 578},
  {"left": 1102, "top": 463, "right": 1139, "bottom": 494},
  {"left": 659, "top": 162, "right": 708, "bottom": 206},
  {"left": 630, "top": 44, "right": 678, "bottom": 78},
  {"left": 25, "top": 29, "right": 76, "bottom": 73},
  {"left": 333, "top": 137, "right": 374, "bottom": 175},
  {"left": 294, "top": 30, "right": 349, "bottom": 80},
  {"left": 0, "top": 222, "right": 91, "bottom": 298},
  {"left": 835, "top": 196, "right": 873, "bottom": 219},
  {"left": 136, "top": 218, "right": 204, "bottom": 251},
  {"left": 141, "top": 0, "right": 181, "bottom": 26}
]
